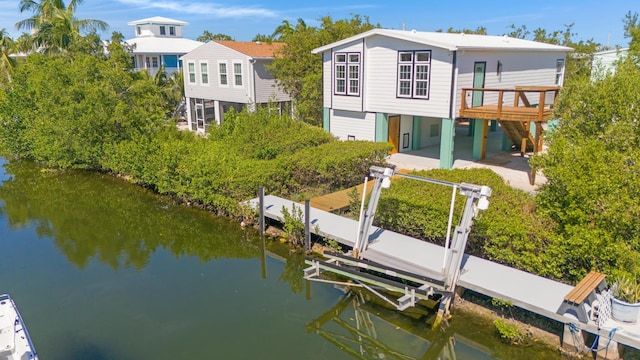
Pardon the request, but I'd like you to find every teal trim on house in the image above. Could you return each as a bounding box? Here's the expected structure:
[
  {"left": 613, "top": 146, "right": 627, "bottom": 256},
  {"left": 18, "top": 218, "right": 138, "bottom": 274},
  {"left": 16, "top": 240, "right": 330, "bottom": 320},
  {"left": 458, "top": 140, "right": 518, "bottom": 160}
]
[
  {"left": 323, "top": 108, "right": 330, "bottom": 132},
  {"left": 468, "top": 119, "right": 475, "bottom": 136},
  {"left": 490, "top": 120, "right": 498, "bottom": 131},
  {"left": 472, "top": 119, "right": 485, "bottom": 160},
  {"left": 546, "top": 118, "right": 560, "bottom": 134},
  {"left": 440, "top": 118, "right": 455, "bottom": 169},
  {"left": 501, "top": 132, "right": 512, "bottom": 151},
  {"left": 412, "top": 116, "right": 421, "bottom": 150},
  {"left": 375, "top": 113, "right": 388, "bottom": 142}
]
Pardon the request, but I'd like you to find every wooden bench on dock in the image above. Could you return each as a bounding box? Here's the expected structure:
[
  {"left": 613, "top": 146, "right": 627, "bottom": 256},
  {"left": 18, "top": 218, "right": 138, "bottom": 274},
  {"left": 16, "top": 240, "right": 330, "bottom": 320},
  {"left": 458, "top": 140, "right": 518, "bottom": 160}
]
[{"left": 557, "top": 271, "right": 607, "bottom": 323}]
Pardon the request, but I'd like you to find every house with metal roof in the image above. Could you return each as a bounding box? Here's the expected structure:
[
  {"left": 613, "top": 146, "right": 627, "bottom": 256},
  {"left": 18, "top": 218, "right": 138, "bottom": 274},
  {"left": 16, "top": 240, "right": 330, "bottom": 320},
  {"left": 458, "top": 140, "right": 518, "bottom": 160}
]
[
  {"left": 181, "top": 40, "right": 291, "bottom": 133},
  {"left": 125, "top": 16, "right": 203, "bottom": 77},
  {"left": 591, "top": 48, "right": 629, "bottom": 80},
  {"left": 312, "top": 29, "right": 572, "bottom": 169}
]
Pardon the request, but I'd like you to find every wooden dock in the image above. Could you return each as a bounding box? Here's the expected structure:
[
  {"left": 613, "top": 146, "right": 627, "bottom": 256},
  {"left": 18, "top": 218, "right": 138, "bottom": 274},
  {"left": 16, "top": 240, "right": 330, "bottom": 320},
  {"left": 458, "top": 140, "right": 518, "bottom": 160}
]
[
  {"left": 307, "top": 180, "right": 374, "bottom": 212},
  {"left": 249, "top": 194, "right": 640, "bottom": 352},
  {"left": 308, "top": 169, "right": 411, "bottom": 212}
]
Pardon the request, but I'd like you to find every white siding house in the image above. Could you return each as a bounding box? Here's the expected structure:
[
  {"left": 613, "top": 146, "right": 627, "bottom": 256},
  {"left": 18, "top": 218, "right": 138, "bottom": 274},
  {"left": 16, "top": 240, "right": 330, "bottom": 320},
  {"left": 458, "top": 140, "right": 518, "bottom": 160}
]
[
  {"left": 313, "top": 29, "right": 572, "bottom": 168},
  {"left": 591, "top": 48, "right": 629, "bottom": 80},
  {"left": 181, "top": 41, "right": 291, "bottom": 133},
  {"left": 125, "top": 16, "right": 203, "bottom": 77}
]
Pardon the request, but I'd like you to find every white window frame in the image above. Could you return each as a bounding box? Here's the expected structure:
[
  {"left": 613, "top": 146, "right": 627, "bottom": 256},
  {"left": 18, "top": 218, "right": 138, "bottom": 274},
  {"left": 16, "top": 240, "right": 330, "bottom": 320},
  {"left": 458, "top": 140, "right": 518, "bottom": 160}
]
[
  {"left": 555, "top": 59, "right": 565, "bottom": 86},
  {"left": 159, "top": 26, "right": 166, "bottom": 36},
  {"left": 233, "top": 61, "right": 243, "bottom": 87},
  {"left": 334, "top": 53, "right": 346, "bottom": 95},
  {"left": 200, "top": 61, "right": 209, "bottom": 85},
  {"left": 397, "top": 50, "right": 432, "bottom": 99},
  {"left": 151, "top": 56, "right": 158, "bottom": 68},
  {"left": 347, "top": 53, "right": 360, "bottom": 96},
  {"left": 187, "top": 61, "right": 196, "bottom": 84},
  {"left": 136, "top": 26, "right": 141, "bottom": 36},
  {"left": 218, "top": 61, "right": 228, "bottom": 86},
  {"left": 169, "top": 26, "right": 175, "bottom": 36},
  {"left": 334, "top": 52, "right": 360, "bottom": 96},
  {"left": 413, "top": 51, "right": 430, "bottom": 99}
]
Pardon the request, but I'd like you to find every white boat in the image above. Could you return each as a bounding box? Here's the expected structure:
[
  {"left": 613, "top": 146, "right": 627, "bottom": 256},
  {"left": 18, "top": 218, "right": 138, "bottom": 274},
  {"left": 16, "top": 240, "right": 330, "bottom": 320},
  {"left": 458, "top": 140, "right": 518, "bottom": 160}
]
[{"left": 0, "top": 294, "right": 38, "bottom": 360}]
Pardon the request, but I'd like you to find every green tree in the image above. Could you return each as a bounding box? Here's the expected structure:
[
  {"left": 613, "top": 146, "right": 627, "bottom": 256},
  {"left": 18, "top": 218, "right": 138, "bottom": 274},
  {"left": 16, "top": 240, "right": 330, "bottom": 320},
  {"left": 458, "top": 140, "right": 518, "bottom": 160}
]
[
  {"left": 531, "top": 60, "right": 640, "bottom": 278},
  {"left": 271, "top": 19, "right": 296, "bottom": 41},
  {"left": 196, "top": 31, "right": 232, "bottom": 42},
  {"left": 106, "top": 32, "right": 134, "bottom": 70},
  {"left": 505, "top": 24, "right": 529, "bottom": 39},
  {"left": 0, "top": 29, "right": 16, "bottom": 83},
  {"left": 16, "top": 0, "right": 108, "bottom": 55},
  {"left": 623, "top": 11, "right": 640, "bottom": 56},
  {"left": 252, "top": 33, "right": 273, "bottom": 43},
  {"left": 437, "top": 26, "right": 487, "bottom": 35},
  {"left": 0, "top": 51, "right": 164, "bottom": 168},
  {"left": 151, "top": 64, "right": 184, "bottom": 116},
  {"left": 269, "top": 15, "right": 377, "bottom": 125},
  {"left": 15, "top": 32, "right": 35, "bottom": 54}
]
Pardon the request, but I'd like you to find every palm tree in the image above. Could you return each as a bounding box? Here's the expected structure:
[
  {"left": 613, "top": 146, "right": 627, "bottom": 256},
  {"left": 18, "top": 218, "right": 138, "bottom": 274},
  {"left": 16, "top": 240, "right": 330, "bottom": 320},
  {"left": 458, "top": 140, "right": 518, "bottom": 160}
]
[
  {"left": 16, "top": 0, "right": 108, "bottom": 55},
  {"left": 0, "top": 29, "right": 16, "bottom": 82},
  {"left": 271, "top": 20, "right": 295, "bottom": 41}
]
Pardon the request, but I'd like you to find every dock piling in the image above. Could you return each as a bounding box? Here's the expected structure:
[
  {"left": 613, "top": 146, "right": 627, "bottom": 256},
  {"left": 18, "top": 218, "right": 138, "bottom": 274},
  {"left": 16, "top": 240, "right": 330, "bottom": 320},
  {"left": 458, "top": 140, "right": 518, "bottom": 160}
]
[
  {"left": 305, "top": 199, "right": 311, "bottom": 251},
  {"left": 259, "top": 186, "right": 265, "bottom": 235}
]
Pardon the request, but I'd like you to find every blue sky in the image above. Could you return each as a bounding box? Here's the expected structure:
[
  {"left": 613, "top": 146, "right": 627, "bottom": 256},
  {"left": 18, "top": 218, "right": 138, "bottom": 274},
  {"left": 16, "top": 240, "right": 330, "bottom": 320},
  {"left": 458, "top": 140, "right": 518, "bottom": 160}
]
[{"left": 0, "top": 0, "right": 636, "bottom": 47}]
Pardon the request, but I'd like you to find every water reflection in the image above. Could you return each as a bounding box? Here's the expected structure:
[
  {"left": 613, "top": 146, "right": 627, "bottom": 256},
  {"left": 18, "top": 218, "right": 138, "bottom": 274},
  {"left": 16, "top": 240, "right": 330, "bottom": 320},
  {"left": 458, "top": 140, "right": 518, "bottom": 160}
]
[
  {"left": 307, "top": 288, "right": 498, "bottom": 360},
  {"left": 0, "top": 158, "right": 561, "bottom": 359},
  {"left": 0, "top": 159, "right": 259, "bottom": 269}
]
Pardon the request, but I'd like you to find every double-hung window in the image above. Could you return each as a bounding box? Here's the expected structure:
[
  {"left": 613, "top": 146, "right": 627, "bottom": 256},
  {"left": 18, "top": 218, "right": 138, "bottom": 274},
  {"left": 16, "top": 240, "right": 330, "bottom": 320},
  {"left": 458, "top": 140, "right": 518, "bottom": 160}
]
[
  {"left": 234, "top": 63, "right": 243, "bottom": 86},
  {"left": 160, "top": 26, "right": 166, "bottom": 36},
  {"left": 219, "top": 62, "right": 228, "bottom": 85},
  {"left": 200, "top": 62, "right": 209, "bottom": 84},
  {"left": 555, "top": 59, "right": 565, "bottom": 85},
  {"left": 187, "top": 62, "right": 196, "bottom": 84},
  {"left": 335, "top": 54, "right": 346, "bottom": 94},
  {"left": 334, "top": 52, "right": 360, "bottom": 96},
  {"left": 397, "top": 50, "right": 432, "bottom": 99},
  {"left": 169, "top": 26, "right": 175, "bottom": 36}
]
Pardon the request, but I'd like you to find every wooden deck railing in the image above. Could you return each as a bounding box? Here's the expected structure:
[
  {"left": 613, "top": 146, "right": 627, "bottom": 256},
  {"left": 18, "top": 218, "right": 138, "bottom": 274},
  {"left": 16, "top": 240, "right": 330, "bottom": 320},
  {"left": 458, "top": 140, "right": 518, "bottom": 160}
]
[{"left": 459, "top": 86, "right": 560, "bottom": 122}]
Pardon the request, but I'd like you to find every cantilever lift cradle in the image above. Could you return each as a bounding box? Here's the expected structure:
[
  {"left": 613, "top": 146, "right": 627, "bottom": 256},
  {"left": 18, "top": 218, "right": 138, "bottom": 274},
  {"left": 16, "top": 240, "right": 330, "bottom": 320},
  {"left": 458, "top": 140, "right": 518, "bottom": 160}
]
[{"left": 303, "top": 166, "right": 492, "bottom": 322}]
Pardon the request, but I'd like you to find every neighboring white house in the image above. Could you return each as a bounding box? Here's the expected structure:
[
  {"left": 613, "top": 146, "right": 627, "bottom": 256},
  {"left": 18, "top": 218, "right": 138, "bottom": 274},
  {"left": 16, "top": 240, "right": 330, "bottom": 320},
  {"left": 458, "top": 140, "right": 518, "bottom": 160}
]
[
  {"left": 181, "top": 40, "right": 291, "bottom": 133},
  {"left": 312, "top": 29, "right": 572, "bottom": 168},
  {"left": 591, "top": 48, "right": 629, "bottom": 80},
  {"left": 125, "top": 16, "right": 203, "bottom": 77}
]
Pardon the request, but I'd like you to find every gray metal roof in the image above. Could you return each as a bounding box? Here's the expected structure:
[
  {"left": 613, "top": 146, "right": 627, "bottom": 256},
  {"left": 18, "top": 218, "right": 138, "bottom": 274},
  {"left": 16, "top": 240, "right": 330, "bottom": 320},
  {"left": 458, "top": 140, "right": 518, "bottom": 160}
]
[{"left": 312, "top": 28, "right": 573, "bottom": 54}]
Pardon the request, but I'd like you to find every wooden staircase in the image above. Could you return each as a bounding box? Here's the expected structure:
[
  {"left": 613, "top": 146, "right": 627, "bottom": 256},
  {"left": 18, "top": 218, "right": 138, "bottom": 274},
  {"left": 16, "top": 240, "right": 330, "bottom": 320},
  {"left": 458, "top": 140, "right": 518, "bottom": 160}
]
[{"left": 499, "top": 121, "right": 534, "bottom": 152}]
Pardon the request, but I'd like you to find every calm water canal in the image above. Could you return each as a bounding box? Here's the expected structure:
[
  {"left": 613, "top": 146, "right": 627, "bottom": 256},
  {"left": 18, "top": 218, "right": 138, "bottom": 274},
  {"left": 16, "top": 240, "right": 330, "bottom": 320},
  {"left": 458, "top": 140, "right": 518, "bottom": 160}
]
[{"left": 0, "top": 158, "right": 562, "bottom": 359}]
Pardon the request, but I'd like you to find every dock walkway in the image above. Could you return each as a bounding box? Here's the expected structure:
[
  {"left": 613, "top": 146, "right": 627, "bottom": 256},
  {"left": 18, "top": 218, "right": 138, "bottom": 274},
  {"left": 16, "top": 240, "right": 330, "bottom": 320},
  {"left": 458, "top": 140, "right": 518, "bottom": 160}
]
[{"left": 249, "top": 194, "right": 640, "bottom": 350}]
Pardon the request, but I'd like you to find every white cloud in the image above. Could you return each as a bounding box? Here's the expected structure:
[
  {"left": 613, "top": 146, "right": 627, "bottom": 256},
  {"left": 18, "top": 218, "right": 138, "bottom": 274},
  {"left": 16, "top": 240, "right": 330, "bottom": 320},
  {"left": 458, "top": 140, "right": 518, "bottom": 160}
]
[{"left": 116, "top": 0, "right": 279, "bottom": 18}]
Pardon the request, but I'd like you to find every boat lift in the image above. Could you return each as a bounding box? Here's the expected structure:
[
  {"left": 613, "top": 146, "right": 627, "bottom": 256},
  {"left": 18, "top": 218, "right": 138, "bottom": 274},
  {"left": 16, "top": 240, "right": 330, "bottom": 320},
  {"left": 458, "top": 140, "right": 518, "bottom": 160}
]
[{"left": 304, "top": 166, "right": 492, "bottom": 322}]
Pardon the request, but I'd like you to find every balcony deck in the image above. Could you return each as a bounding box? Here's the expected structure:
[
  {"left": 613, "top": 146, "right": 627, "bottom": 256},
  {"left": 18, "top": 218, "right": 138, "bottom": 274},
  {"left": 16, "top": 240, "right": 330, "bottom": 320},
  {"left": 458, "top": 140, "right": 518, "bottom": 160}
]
[
  {"left": 460, "top": 104, "right": 554, "bottom": 122},
  {"left": 457, "top": 86, "right": 561, "bottom": 185},
  {"left": 458, "top": 86, "right": 560, "bottom": 122}
]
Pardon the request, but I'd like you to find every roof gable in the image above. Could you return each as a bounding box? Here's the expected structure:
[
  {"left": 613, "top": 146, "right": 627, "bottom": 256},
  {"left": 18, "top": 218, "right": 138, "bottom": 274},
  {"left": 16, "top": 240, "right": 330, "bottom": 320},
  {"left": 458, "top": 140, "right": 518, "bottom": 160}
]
[
  {"left": 214, "top": 40, "right": 285, "bottom": 58},
  {"left": 312, "top": 28, "right": 573, "bottom": 54}
]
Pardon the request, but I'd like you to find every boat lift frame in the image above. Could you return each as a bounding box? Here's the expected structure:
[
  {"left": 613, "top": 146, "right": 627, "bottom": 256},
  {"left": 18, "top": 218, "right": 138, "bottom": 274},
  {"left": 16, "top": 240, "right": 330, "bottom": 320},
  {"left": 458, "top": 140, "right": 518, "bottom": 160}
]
[{"left": 304, "top": 165, "right": 491, "bottom": 321}]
